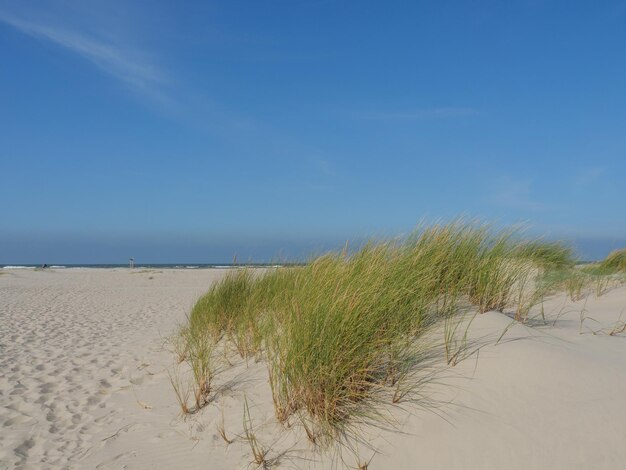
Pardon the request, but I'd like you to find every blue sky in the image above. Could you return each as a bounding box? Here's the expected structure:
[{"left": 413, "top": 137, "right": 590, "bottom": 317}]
[{"left": 1, "top": 1, "right": 625, "bottom": 263}]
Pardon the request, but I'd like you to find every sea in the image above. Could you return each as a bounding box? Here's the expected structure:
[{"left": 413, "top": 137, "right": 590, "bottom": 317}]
[{"left": 0, "top": 263, "right": 291, "bottom": 270}]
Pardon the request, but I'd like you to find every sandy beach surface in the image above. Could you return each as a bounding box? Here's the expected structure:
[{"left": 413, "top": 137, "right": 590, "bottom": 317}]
[{"left": 1, "top": 268, "right": 625, "bottom": 469}]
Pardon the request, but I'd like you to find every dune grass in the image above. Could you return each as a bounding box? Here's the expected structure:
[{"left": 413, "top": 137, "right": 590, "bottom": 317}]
[
  {"left": 178, "top": 221, "right": 580, "bottom": 446},
  {"left": 600, "top": 248, "right": 626, "bottom": 273},
  {"left": 537, "top": 258, "right": 626, "bottom": 302},
  {"left": 512, "top": 240, "right": 575, "bottom": 269},
  {"left": 190, "top": 269, "right": 253, "bottom": 343},
  {"left": 264, "top": 246, "right": 427, "bottom": 441},
  {"left": 242, "top": 396, "right": 270, "bottom": 467},
  {"left": 168, "top": 364, "right": 191, "bottom": 415}
]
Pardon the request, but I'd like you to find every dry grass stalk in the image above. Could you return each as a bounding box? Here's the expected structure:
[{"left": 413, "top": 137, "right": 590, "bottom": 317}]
[
  {"left": 168, "top": 366, "right": 191, "bottom": 416},
  {"left": 242, "top": 397, "right": 269, "bottom": 468},
  {"left": 217, "top": 405, "right": 233, "bottom": 445}
]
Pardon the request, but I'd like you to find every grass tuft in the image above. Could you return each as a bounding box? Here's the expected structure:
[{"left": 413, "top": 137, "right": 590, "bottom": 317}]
[
  {"left": 168, "top": 365, "right": 191, "bottom": 416},
  {"left": 600, "top": 248, "right": 626, "bottom": 273},
  {"left": 242, "top": 397, "right": 269, "bottom": 468},
  {"left": 178, "top": 220, "right": 598, "bottom": 449}
]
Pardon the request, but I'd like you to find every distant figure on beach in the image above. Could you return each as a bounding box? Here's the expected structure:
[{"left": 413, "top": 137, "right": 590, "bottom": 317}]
[{"left": 41, "top": 264, "right": 48, "bottom": 269}]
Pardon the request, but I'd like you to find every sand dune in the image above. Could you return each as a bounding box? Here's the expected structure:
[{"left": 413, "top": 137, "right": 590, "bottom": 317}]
[{"left": 1, "top": 268, "right": 625, "bottom": 469}]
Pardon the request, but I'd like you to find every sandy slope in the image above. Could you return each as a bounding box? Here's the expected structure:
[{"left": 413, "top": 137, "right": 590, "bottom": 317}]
[{"left": 1, "top": 268, "right": 625, "bottom": 469}]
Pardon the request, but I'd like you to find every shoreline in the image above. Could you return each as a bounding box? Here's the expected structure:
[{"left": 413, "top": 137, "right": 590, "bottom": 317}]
[{"left": 0, "top": 264, "right": 288, "bottom": 270}]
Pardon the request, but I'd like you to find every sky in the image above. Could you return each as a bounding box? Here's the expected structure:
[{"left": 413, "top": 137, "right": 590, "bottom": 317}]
[{"left": 1, "top": 0, "right": 625, "bottom": 263}]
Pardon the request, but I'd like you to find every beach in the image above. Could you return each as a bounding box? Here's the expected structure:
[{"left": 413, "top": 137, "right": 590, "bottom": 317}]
[
  {"left": 0, "top": 268, "right": 230, "bottom": 469},
  {"left": 1, "top": 267, "right": 626, "bottom": 469}
]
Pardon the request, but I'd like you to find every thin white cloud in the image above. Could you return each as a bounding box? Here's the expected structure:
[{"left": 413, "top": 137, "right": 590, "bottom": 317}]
[
  {"left": 0, "top": 10, "right": 169, "bottom": 103},
  {"left": 350, "top": 107, "right": 479, "bottom": 120}
]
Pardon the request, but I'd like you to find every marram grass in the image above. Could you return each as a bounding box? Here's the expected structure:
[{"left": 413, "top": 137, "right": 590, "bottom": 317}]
[
  {"left": 180, "top": 221, "right": 579, "bottom": 444},
  {"left": 600, "top": 248, "right": 626, "bottom": 273}
]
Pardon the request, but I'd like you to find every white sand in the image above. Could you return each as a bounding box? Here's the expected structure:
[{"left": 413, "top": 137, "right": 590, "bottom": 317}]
[{"left": 1, "top": 268, "right": 625, "bottom": 469}]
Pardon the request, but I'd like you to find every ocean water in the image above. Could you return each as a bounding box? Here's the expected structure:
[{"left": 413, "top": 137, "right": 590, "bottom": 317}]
[{"left": 0, "top": 263, "right": 290, "bottom": 270}]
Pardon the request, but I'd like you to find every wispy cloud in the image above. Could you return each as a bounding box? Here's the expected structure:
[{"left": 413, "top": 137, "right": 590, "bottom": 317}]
[
  {"left": 0, "top": 9, "right": 171, "bottom": 105},
  {"left": 348, "top": 107, "right": 479, "bottom": 121}
]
